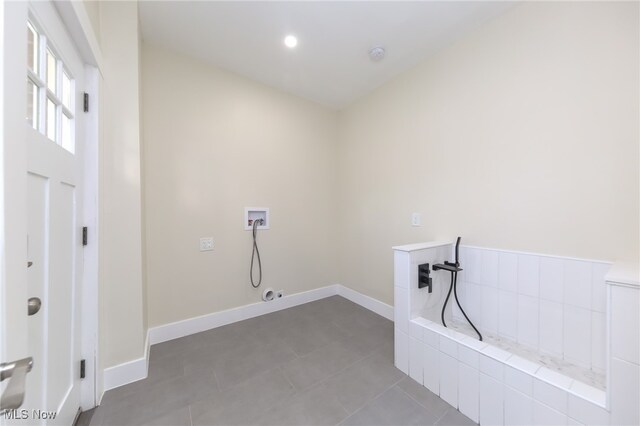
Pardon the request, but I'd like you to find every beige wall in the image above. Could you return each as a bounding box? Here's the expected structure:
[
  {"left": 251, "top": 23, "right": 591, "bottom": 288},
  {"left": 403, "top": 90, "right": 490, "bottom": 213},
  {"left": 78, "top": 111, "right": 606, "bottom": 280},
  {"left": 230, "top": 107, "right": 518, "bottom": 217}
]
[
  {"left": 98, "top": 1, "right": 146, "bottom": 369},
  {"left": 141, "top": 44, "right": 339, "bottom": 327},
  {"left": 337, "top": 2, "right": 640, "bottom": 305},
  {"left": 81, "top": 0, "right": 100, "bottom": 45}
]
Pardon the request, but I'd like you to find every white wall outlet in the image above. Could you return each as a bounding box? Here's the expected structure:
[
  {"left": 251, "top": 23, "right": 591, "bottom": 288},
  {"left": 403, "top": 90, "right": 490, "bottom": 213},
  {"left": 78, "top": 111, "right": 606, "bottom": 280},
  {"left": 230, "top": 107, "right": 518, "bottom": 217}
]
[
  {"left": 199, "top": 237, "right": 213, "bottom": 251},
  {"left": 276, "top": 290, "right": 284, "bottom": 299},
  {"left": 411, "top": 213, "right": 421, "bottom": 227}
]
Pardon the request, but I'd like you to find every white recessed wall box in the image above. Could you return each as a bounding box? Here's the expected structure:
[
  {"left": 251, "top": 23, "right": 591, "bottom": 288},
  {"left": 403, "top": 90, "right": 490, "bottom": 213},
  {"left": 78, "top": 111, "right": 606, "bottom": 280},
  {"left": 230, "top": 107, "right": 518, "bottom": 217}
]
[{"left": 244, "top": 207, "right": 270, "bottom": 230}]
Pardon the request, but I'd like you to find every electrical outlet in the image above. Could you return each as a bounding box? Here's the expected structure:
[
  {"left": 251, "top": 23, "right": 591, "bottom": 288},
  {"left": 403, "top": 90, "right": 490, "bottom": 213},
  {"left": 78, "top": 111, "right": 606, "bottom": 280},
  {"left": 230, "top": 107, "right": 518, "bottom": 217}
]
[
  {"left": 411, "top": 213, "right": 421, "bottom": 227},
  {"left": 276, "top": 290, "right": 284, "bottom": 299},
  {"left": 199, "top": 237, "right": 213, "bottom": 251}
]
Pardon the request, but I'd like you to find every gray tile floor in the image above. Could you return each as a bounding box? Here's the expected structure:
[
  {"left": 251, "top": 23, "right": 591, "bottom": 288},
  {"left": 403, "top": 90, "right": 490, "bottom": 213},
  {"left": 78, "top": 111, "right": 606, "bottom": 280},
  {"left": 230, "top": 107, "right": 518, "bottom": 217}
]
[{"left": 78, "top": 296, "right": 475, "bottom": 426}]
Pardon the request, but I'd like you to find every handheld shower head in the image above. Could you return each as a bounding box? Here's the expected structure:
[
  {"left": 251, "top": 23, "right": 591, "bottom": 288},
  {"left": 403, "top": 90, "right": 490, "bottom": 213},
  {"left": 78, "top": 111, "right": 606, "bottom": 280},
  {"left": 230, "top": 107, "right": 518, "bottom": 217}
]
[{"left": 455, "top": 237, "right": 461, "bottom": 267}]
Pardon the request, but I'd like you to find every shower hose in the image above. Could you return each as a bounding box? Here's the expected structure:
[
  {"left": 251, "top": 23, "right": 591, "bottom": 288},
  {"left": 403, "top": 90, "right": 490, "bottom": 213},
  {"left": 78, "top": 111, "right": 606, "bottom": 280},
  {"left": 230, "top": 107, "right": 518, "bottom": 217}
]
[
  {"left": 441, "top": 270, "right": 483, "bottom": 341},
  {"left": 250, "top": 219, "right": 262, "bottom": 288}
]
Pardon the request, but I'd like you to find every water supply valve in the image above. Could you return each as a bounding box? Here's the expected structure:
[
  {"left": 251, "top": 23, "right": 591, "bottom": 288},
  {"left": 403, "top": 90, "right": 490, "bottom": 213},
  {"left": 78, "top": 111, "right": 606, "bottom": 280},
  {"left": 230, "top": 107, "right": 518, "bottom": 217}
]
[{"left": 418, "top": 263, "right": 432, "bottom": 293}]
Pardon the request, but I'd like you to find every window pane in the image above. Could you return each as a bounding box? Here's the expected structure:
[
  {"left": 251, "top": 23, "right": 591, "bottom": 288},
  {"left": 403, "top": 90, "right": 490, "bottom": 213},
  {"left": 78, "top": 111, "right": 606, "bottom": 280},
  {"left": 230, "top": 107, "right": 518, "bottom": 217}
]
[
  {"left": 61, "top": 113, "right": 73, "bottom": 153},
  {"left": 27, "top": 23, "right": 38, "bottom": 72},
  {"left": 47, "top": 49, "right": 57, "bottom": 94},
  {"left": 27, "top": 79, "right": 38, "bottom": 129},
  {"left": 62, "top": 71, "right": 71, "bottom": 110},
  {"left": 46, "top": 98, "right": 56, "bottom": 141}
]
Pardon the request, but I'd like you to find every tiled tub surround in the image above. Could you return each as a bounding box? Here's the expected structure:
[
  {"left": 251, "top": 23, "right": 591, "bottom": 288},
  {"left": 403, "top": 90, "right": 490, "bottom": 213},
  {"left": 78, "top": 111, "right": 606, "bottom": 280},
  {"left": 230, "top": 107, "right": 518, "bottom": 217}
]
[
  {"left": 394, "top": 241, "right": 640, "bottom": 426},
  {"left": 453, "top": 247, "right": 610, "bottom": 379},
  {"left": 407, "top": 244, "right": 609, "bottom": 390}
]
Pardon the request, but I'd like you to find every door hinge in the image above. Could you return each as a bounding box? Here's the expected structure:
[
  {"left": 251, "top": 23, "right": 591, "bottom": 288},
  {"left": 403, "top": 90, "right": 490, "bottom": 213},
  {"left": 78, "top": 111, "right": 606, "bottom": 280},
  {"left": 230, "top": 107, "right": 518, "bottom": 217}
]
[
  {"left": 83, "top": 93, "right": 89, "bottom": 113},
  {"left": 80, "top": 359, "right": 86, "bottom": 379},
  {"left": 82, "top": 227, "right": 88, "bottom": 246}
]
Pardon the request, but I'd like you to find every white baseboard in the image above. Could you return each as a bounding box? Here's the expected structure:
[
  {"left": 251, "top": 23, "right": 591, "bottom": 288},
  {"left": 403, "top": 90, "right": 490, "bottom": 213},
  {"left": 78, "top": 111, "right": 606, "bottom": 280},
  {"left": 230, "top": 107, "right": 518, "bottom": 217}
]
[
  {"left": 149, "top": 285, "right": 339, "bottom": 345},
  {"left": 337, "top": 285, "right": 394, "bottom": 321},
  {"left": 102, "top": 284, "right": 393, "bottom": 394},
  {"left": 102, "top": 330, "right": 150, "bottom": 394}
]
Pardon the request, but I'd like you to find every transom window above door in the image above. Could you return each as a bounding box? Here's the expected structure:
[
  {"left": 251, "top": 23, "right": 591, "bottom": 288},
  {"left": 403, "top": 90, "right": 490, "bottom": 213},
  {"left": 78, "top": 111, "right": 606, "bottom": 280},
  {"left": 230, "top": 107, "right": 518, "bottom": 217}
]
[{"left": 27, "top": 19, "right": 75, "bottom": 154}]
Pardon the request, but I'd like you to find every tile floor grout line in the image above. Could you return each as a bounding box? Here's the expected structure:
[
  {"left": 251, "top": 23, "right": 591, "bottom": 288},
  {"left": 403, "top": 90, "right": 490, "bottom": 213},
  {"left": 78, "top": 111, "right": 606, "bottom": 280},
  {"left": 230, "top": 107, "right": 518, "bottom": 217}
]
[
  {"left": 336, "top": 374, "right": 406, "bottom": 423},
  {"left": 434, "top": 407, "right": 455, "bottom": 425},
  {"left": 280, "top": 331, "right": 380, "bottom": 392},
  {"left": 279, "top": 365, "right": 297, "bottom": 390},
  {"left": 394, "top": 379, "right": 451, "bottom": 419},
  {"left": 308, "top": 350, "right": 374, "bottom": 394},
  {"left": 211, "top": 370, "right": 222, "bottom": 393}
]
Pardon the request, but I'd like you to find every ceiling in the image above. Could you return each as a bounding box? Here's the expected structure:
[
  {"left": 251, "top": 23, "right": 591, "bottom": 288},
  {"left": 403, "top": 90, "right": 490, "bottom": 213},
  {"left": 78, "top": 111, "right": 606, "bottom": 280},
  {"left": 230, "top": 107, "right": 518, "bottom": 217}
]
[{"left": 139, "top": 1, "right": 515, "bottom": 109}]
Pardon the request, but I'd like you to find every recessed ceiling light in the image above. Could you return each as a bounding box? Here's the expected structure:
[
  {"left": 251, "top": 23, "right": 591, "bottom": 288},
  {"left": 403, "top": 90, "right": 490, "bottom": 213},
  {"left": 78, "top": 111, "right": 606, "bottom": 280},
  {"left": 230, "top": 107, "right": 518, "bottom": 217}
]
[{"left": 284, "top": 35, "right": 298, "bottom": 49}]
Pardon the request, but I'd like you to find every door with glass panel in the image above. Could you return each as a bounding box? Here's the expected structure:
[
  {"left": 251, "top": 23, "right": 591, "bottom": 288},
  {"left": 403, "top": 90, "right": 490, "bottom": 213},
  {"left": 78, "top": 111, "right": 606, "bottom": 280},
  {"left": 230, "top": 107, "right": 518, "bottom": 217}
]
[{"left": 23, "top": 1, "right": 84, "bottom": 424}]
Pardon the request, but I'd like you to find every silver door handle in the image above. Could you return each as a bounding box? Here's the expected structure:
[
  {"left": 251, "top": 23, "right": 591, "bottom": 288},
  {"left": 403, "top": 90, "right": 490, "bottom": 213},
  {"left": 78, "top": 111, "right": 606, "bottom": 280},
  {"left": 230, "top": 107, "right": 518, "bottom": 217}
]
[{"left": 0, "top": 357, "right": 33, "bottom": 410}]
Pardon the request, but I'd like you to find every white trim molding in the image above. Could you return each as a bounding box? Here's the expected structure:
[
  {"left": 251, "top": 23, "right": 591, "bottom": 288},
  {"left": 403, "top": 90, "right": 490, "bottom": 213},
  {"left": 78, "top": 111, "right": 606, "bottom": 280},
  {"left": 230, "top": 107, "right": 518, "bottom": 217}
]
[
  {"left": 102, "top": 284, "right": 393, "bottom": 394},
  {"left": 102, "top": 330, "right": 150, "bottom": 394},
  {"left": 149, "top": 285, "right": 339, "bottom": 345},
  {"left": 337, "top": 285, "right": 394, "bottom": 321}
]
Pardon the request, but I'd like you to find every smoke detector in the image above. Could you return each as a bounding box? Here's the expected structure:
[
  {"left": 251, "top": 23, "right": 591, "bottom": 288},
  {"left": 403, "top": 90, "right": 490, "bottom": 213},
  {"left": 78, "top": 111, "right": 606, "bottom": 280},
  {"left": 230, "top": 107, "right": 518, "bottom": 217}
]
[{"left": 368, "top": 46, "right": 386, "bottom": 62}]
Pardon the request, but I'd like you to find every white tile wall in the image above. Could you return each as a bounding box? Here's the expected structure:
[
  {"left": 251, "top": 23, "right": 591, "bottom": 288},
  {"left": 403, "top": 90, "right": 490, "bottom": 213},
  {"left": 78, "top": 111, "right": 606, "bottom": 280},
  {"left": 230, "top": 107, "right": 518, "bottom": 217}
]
[
  {"left": 395, "top": 327, "right": 409, "bottom": 374},
  {"left": 504, "top": 386, "right": 534, "bottom": 425},
  {"left": 608, "top": 282, "right": 640, "bottom": 426},
  {"left": 458, "top": 344, "right": 480, "bottom": 369},
  {"left": 539, "top": 300, "right": 563, "bottom": 357},
  {"left": 423, "top": 343, "right": 439, "bottom": 394},
  {"left": 465, "top": 282, "right": 482, "bottom": 324},
  {"left": 533, "top": 400, "right": 568, "bottom": 426},
  {"left": 480, "top": 353, "right": 505, "bottom": 381},
  {"left": 453, "top": 246, "right": 610, "bottom": 372},
  {"left": 590, "top": 312, "right": 605, "bottom": 372},
  {"left": 609, "top": 358, "right": 640, "bottom": 426},
  {"left": 481, "top": 250, "right": 500, "bottom": 287},
  {"left": 405, "top": 319, "right": 610, "bottom": 426},
  {"left": 393, "top": 245, "right": 634, "bottom": 426},
  {"left": 480, "top": 373, "right": 504, "bottom": 426},
  {"left": 540, "top": 257, "right": 564, "bottom": 303},
  {"left": 533, "top": 378, "right": 568, "bottom": 414},
  {"left": 481, "top": 286, "right": 499, "bottom": 334},
  {"left": 394, "top": 251, "right": 410, "bottom": 288},
  {"left": 439, "top": 335, "right": 458, "bottom": 358},
  {"left": 459, "top": 362, "right": 480, "bottom": 422},
  {"left": 563, "top": 305, "right": 591, "bottom": 368},
  {"left": 517, "top": 295, "right": 539, "bottom": 349},
  {"left": 467, "top": 247, "right": 482, "bottom": 284},
  {"left": 610, "top": 285, "right": 640, "bottom": 364},
  {"left": 409, "top": 336, "right": 423, "bottom": 383},
  {"left": 498, "top": 252, "right": 518, "bottom": 293},
  {"left": 564, "top": 260, "right": 592, "bottom": 310},
  {"left": 394, "top": 286, "right": 409, "bottom": 334},
  {"left": 439, "top": 352, "right": 458, "bottom": 407},
  {"left": 505, "top": 365, "right": 534, "bottom": 396},
  {"left": 423, "top": 327, "right": 439, "bottom": 348},
  {"left": 567, "top": 392, "right": 610, "bottom": 426},
  {"left": 590, "top": 263, "right": 608, "bottom": 313},
  {"left": 518, "top": 255, "right": 540, "bottom": 298},
  {"left": 498, "top": 290, "right": 518, "bottom": 339}
]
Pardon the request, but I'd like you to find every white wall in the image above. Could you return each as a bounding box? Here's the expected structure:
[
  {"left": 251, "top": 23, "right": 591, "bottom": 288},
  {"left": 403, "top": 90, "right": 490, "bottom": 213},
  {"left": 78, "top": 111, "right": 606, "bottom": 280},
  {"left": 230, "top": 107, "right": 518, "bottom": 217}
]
[
  {"left": 141, "top": 44, "right": 339, "bottom": 328},
  {"left": 337, "top": 2, "right": 639, "bottom": 306}
]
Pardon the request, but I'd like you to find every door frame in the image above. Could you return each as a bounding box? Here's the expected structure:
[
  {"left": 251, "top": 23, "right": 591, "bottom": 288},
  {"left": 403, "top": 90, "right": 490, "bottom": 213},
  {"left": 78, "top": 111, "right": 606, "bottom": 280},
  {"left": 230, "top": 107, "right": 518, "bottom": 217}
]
[
  {"left": 52, "top": 1, "right": 103, "bottom": 411},
  {"left": 1, "top": 0, "right": 103, "bottom": 413}
]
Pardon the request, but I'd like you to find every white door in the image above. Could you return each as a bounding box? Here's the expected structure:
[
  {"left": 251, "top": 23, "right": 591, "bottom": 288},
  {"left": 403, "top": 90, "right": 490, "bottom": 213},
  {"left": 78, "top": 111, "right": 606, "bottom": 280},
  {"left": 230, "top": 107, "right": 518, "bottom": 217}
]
[{"left": 1, "top": 1, "right": 85, "bottom": 424}]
